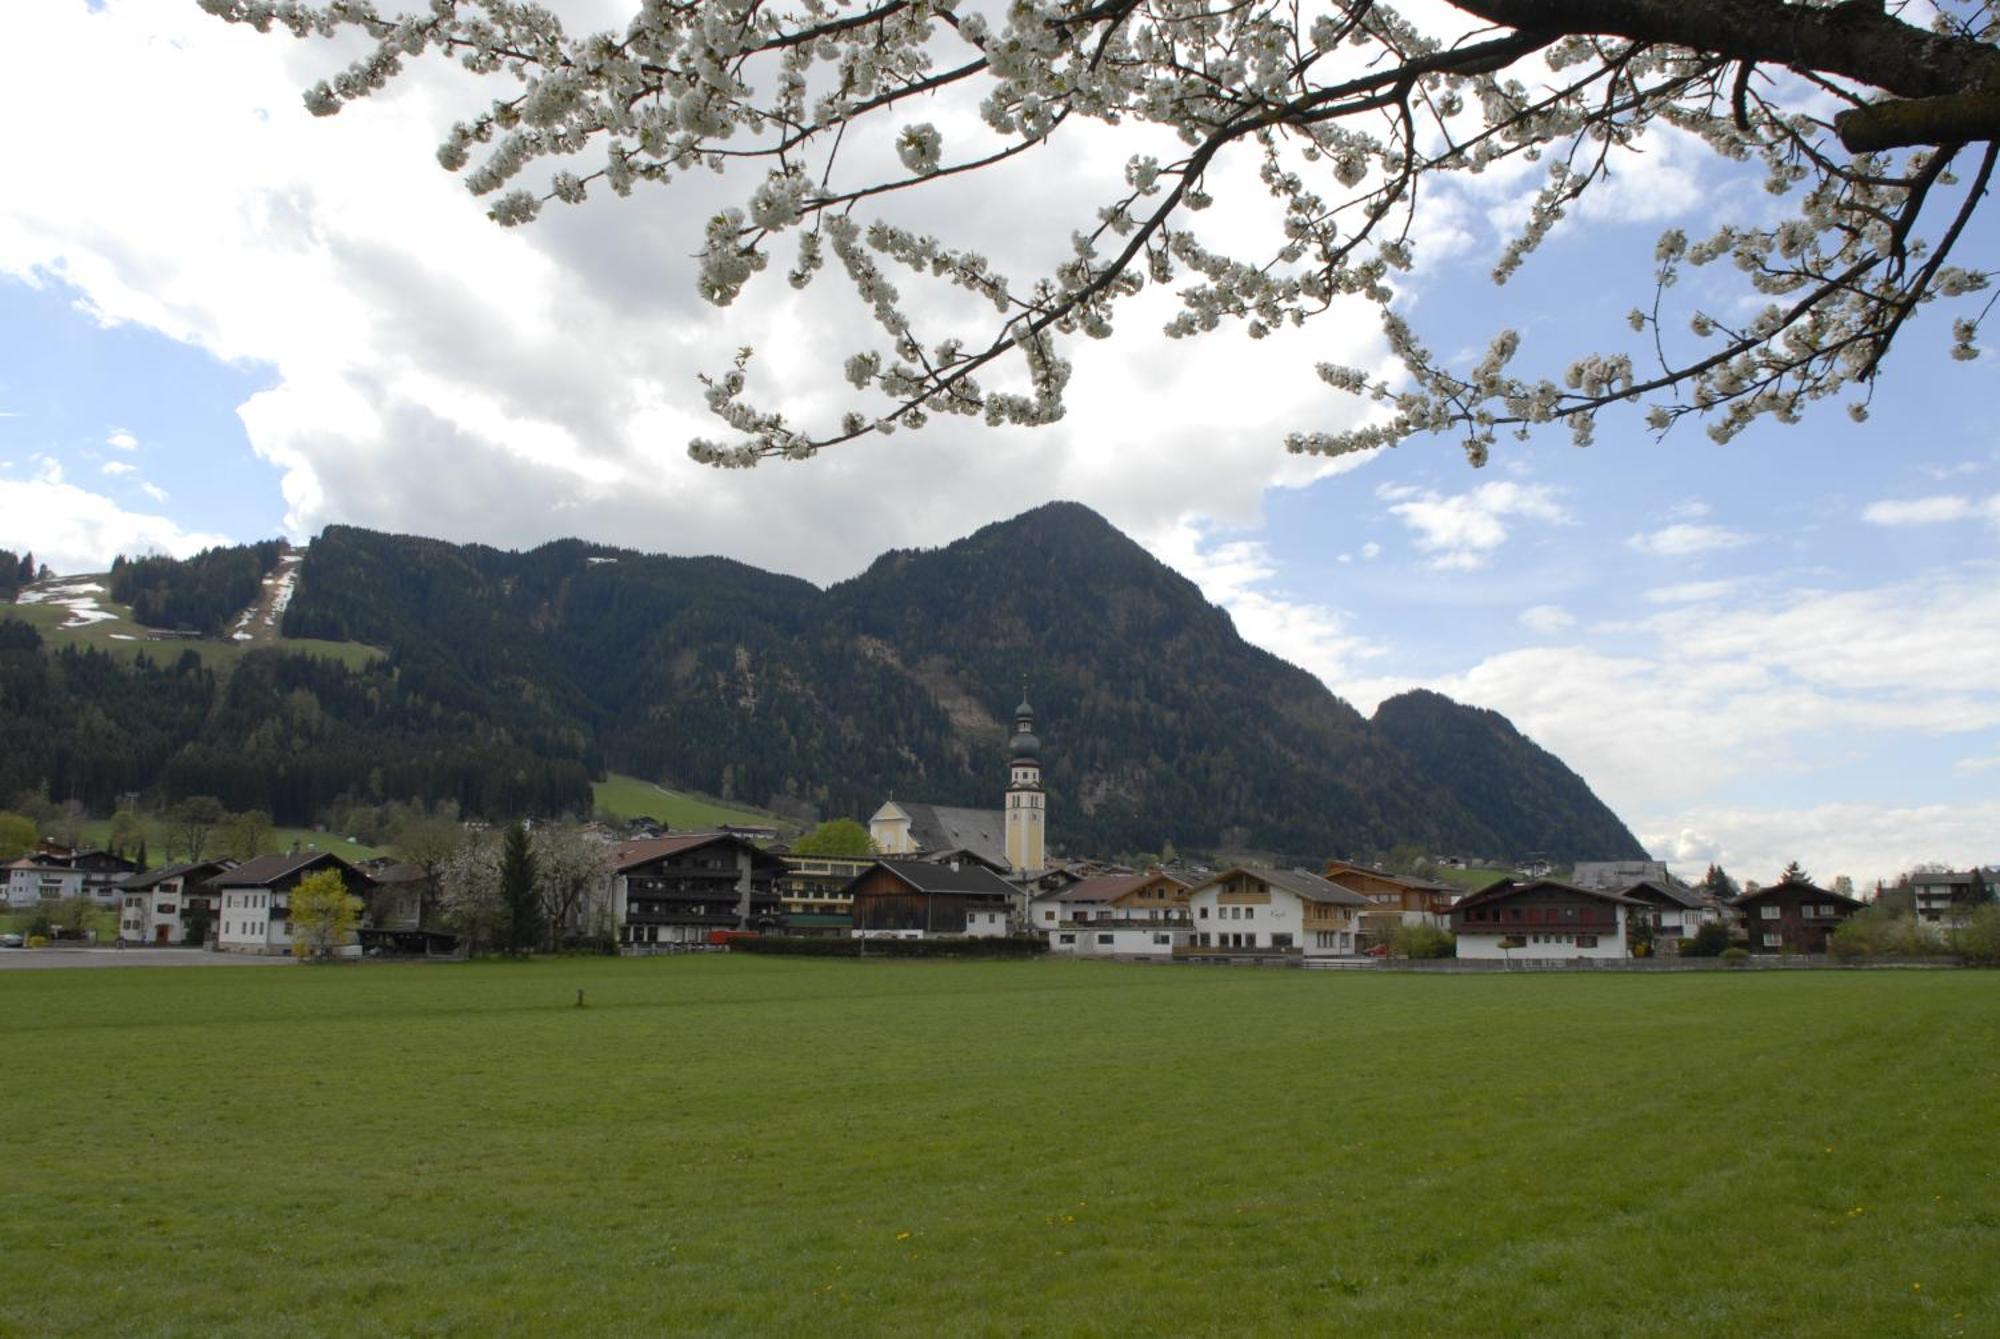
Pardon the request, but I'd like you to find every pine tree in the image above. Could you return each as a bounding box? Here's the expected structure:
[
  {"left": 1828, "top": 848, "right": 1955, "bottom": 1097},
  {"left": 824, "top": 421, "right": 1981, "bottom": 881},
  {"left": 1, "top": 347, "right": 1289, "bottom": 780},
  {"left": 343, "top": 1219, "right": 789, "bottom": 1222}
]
[
  {"left": 1780, "top": 861, "right": 1812, "bottom": 886},
  {"left": 135, "top": 838, "right": 149, "bottom": 872},
  {"left": 500, "top": 821, "right": 541, "bottom": 955}
]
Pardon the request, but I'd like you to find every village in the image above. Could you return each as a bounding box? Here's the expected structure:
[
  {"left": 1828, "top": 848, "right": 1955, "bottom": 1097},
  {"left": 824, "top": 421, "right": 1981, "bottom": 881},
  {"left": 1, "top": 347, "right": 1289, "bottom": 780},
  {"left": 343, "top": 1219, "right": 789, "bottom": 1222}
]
[{"left": 8, "top": 694, "right": 1994, "bottom": 966}]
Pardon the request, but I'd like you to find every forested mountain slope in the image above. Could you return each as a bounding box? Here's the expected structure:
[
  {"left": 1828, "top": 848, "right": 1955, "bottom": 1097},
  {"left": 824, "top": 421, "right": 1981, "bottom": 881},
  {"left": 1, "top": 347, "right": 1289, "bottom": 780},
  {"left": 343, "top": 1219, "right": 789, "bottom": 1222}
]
[{"left": 3, "top": 504, "right": 1647, "bottom": 862}]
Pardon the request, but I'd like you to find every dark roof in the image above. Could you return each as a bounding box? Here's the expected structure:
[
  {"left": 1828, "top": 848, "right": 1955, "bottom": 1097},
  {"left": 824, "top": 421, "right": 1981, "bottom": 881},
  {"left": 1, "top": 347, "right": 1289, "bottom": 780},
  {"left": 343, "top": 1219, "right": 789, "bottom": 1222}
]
[
  {"left": 895, "top": 803, "right": 1009, "bottom": 870},
  {"left": 1196, "top": 866, "right": 1371, "bottom": 908},
  {"left": 1910, "top": 870, "right": 1984, "bottom": 888},
  {"left": 211, "top": 850, "right": 365, "bottom": 888},
  {"left": 119, "top": 860, "right": 235, "bottom": 892},
  {"left": 1622, "top": 879, "right": 1706, "bottom": 910},
  {"left": 1453, "top": 878, "right": 1645, "bottom": 911},
  {"left": 614, "top": 832, "right": 784, "bottom": 874},
  {"left": 1044, "top": 871, "right": 1190, "bottom": 904},
  {"left": 1322, "top": 859, "right": 1454, "bottom": 893},
  {"left": 1734, "top": 880, "right": 1863, "bottom": 909},
  {"left": 367, "top": 862, "right": 432, "bottom": 885},
  {"left": 853, "top": 858, "right": 1019, "bottom": 899}
]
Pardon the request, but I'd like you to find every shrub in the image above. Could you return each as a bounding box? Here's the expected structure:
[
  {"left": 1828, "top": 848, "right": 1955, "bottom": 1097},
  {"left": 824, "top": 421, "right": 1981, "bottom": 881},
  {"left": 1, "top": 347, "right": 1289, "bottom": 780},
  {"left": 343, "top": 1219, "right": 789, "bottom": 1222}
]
[
  {"left": 1950, "top": 904, "right": 2000, "bottom": 966},
  {"left": 1682, "top": 922, "right": 1731, "bottom": 958},
  {"left": 1388, "top": 923, "right": 1455, "bottom": 959},
  {"left": 732, "top": 935, "right": 1046, "bottom": 959},
  {"left": 1720, "top": 947, "right": 1750, "bottom": 966},
  {"left": 1829, "top": 909, "right": 1936, "bottom": 961}
]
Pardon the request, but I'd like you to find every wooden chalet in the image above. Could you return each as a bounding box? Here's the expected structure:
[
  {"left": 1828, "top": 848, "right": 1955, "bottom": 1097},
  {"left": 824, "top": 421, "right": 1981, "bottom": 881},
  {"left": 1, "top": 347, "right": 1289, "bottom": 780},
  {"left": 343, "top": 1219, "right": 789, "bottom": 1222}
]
[
  {"left": 1734, "top": 879, "right": 1863, "bottom": 954},
  {"left": 846, "top": 858, "right": 1019, "bottom": 938},
  {"left": 615, "top": 833, "right": 785, "bottom": 949},
  {"left": 1321, "top": 858, "right": 1457, "bottom": 940},
  {"left": 1618, "top": 878, "right": 1715, "bottom": 950},
  {"left": 1450, "top": 879, "right": 1642, "bottom": 960}
]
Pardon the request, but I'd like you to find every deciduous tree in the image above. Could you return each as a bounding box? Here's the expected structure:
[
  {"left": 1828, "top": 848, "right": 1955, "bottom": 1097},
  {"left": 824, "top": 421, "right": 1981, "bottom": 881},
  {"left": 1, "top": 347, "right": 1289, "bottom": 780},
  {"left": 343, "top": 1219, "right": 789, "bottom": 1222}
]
[
  {"left": 206, "top": 1, "right": 1999, "bottom": 463},
  {"left": 289, "top": 867, "right": 363, "bottom": 961},
  {"left": 530, "top": 824, "right": 614, "bottom": 950},
  {"left": 170, "top": 795, "right": 227, "bottom": 864},
  {"left": 792, "top": 818, "right": 876, "bottom": 858}
]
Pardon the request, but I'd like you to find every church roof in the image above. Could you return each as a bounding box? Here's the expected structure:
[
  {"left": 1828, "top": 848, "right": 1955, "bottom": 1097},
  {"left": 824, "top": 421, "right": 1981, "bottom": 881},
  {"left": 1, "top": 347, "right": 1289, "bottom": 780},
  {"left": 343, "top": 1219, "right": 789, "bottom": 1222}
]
[{"left": 895, "top": 802, "right": 1009, "bottom": 870}]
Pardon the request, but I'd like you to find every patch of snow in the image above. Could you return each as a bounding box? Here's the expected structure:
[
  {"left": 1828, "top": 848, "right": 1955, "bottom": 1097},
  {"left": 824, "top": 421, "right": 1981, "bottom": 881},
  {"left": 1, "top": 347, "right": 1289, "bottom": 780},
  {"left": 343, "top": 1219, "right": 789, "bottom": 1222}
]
[
  {"left": 263, "top": 564, "right": 300, "bottom": 627},
  {"left": 232, "top": 631, "right": 253, "bottom": 642},
  {"left": 20, "top": 579, "right": 117, "bottom": 628},
  {"left": 587, "top": 556, "right": 618, "bottom": 565},
  {"left": 110, "top": 633, "right": 136, "bottom": 641}
]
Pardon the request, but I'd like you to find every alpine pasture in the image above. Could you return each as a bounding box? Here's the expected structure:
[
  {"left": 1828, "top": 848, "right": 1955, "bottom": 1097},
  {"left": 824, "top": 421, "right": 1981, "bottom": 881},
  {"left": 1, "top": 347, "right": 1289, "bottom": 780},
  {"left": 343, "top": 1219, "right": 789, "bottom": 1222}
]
[{"left": 2, "top": 957, "right": 1994, "bottom": 1335}]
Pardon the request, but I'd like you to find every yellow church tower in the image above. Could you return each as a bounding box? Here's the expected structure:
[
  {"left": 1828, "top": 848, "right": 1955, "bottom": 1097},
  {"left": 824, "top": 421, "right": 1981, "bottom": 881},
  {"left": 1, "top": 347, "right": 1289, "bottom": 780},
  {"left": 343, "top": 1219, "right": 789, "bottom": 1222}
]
[{"left": 1004, "top": 692, "right": 1046, "bottom": 874}]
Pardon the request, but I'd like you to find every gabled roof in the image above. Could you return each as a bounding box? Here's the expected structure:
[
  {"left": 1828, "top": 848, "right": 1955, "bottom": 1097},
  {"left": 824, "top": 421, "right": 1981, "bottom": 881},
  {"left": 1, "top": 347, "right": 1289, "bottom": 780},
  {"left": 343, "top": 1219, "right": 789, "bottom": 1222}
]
[
  {"left": 1734, "top": 880, "right": 1862, "bottom": 909},
  {"left": 119, "top": 859, "right": 236, "bottom": 892},
  {"left": 852, "top": 858, "right": 1019, "bottom": 899},
  {"left": 895, "top": 803, "right": 1009, "bottom": 870},
  {"left": 1622, "top": 878, "right": 1706, "bottom": 910},
  {"left": 614, "top": 832, "right": 785, "bottom": 874},
  {"left": 1571, "top": 860, "right": 1671, "bottom": 892},
  {"left": 211, "top": 850, "right": 366, "bottom": 888},
  {"left": 1453, "top": 878, "right": 1645, "bottom": 912},
  {"left": 1040, "top": 872, "right": 1187, "bottom": 905},
  {"left": 1195, "top": 866, "right": 1371, "bottom": 908},
  {"left": 1321, "top": 858, "right": 1454, "bottom": 894},
  {"left": 1910, "top": 870, "right": 1985, "bottom": 888}
]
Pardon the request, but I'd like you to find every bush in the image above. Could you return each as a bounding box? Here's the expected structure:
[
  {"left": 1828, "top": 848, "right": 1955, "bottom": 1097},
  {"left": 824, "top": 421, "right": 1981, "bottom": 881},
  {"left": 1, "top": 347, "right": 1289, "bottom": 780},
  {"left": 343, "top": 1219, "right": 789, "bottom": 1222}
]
[
  {"left": 1950, "top": 904, "right": 2000, "bottom": 966},
  {"left": 1720, "top": 947, "right": 1750, "bottom": 966},
  {"left": 731, "top": 935, "right": 1047, "bottom": 959},
  {"left": 1829, "top": 909, "right": 1936, "bottom": 961},
  {"left": 1682, "top": 922, "right": 1731, "bottom": 958},
  {"left": 1388, "top": 923, "right": 1455, "bottom": 959}
]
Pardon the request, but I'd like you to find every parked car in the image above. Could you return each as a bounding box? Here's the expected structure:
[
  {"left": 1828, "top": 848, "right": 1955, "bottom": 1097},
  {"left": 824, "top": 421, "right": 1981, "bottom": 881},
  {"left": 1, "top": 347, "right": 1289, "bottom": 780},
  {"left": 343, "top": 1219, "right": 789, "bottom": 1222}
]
[{"left": 0, "top": 932, "right": 24, "bottom": 949}]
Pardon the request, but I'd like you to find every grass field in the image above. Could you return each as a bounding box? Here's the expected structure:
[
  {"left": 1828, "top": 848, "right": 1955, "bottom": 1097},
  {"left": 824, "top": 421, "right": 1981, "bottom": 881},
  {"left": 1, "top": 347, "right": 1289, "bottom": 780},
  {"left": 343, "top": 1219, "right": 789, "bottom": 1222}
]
[
  {"left": 1, "top": 959, "right": 1994, "bottom": 1336},
  {"left": 65, "top": 817, "right": 392, "bottom": 865},
  {"left": 7, "top": 588, "right": 381, "bottom": 673},
  {"left": 591, "top": 772, "right": 799, "bottom": 833}
]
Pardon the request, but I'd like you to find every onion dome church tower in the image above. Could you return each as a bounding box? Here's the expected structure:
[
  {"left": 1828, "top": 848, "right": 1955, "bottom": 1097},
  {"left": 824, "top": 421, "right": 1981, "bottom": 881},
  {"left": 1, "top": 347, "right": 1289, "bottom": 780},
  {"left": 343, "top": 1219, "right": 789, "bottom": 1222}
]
[{"left": 1003, "top": 691, "right": 1046, "bottom": 874}]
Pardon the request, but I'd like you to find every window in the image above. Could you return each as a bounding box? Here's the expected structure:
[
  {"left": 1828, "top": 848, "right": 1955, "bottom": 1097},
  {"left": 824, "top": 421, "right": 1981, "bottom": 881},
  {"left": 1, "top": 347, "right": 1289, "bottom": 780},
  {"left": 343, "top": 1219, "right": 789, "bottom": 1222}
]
[
  {"left": 1058, "top": 933, "right": 1075, "bottom": 945},
  {"left": 1043, "top": 909, "right": 1055, "bottom": 921},
  {"left": 1577, "top": 935, "right": 1598, "bottom": 948},
  {"left": 1271, "top": 934, "right": 1293, "bottom": 949},
  {"left": 1153, "top": 933, "right": 1170, "bottom": 945},
  {"left": 1763, "top": 932, "right": 1781, "bottom": 947},
  {"left": 1760, "top": 905, "right": 1780, "bottom": 920},
  {"left": 1198, "top": 907, "right": 1208, "bottom": 920},
  {"left": 1097, "top": 934, "right": 1113, "bottom": 945}
]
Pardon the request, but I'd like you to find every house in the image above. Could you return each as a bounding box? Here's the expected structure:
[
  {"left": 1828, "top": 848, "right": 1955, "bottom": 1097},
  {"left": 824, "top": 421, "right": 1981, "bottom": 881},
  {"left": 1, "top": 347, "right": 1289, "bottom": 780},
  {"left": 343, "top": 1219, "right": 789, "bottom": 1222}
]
[
  {"left": 1181, "top": 866, "right": 1371, "bottom": 960},
  {"left": 212, "top": 851, "right": 375, "bottom": 955},
  {"left": 777, "top": 853, "right": 875, "bottom": 936},
  {"left": 614, "top": 833, "right": 785, "bottom": 950},
  {"left": 1571, "top": 860, "right": 1670, "bottom": 892},
  {"left": 1618, "top": 878, "right": 1717, "bottom": 950},
  {"left": 5, "top": 857, "right": 85, "bottom": 909},
  {"left": 1735, "top": 879, "right": 1864, "bottom": 953},
  {"left": 1320, "top": 859, "right": 1457, "bottom": 941},
  {"left": 1910, "top": 868, "right": 1994, "bottom": 929},
  {"left": 116, "top": 859, "right": 236, "bottom": 945},
  {"left": 1033, "top": 870, "right": 1192, "bottom": 957},
  {"left": 847, "top": 858, "right": 1020, "bottom": 938},
  {"left": 1449, "top": 879, "right": 1641, "bottom": 960}
]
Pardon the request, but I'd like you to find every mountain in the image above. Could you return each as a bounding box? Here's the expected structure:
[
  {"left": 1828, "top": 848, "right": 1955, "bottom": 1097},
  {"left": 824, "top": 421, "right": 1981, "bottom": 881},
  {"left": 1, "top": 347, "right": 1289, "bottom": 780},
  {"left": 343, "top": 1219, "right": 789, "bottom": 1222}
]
[{"left": 0, "top": 503, "right": 1647, "bottom": 863}]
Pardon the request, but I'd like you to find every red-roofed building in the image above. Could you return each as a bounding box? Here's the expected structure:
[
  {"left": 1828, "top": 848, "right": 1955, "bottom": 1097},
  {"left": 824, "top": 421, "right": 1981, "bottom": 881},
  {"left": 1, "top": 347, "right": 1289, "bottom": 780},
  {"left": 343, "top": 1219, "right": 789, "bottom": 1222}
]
[
  {"left": 1032, "top": 870, "right": 1192, "bottom": 956},
  {"left": 614, "top": 833, "right": 785, "bottom": 949}
]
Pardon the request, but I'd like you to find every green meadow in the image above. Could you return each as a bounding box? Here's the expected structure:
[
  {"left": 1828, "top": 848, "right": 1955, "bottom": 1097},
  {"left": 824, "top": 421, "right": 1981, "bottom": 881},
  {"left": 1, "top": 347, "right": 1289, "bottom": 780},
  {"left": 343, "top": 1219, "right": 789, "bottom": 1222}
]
[
  {"left": 1, "top": 959, "right": 1993, "bottom": 1336},
  {"left": 590, "top": 773, "right": 797, "bottom": 833}
]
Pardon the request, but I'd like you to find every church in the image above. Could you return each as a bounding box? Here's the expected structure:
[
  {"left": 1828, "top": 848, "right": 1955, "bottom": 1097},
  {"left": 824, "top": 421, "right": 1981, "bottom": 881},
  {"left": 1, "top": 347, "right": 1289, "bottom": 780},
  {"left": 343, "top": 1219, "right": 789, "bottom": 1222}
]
[{"left": 868, "top": 694, "right": 1047, "bottom": 875}]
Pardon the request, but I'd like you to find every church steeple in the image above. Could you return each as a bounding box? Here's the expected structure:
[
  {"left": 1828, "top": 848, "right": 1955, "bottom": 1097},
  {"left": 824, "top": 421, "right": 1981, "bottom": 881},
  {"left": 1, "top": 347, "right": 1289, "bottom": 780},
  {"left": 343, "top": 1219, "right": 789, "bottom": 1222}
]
[{"left": 1004, "top": 686, "right": 1046, "bottom": 874}]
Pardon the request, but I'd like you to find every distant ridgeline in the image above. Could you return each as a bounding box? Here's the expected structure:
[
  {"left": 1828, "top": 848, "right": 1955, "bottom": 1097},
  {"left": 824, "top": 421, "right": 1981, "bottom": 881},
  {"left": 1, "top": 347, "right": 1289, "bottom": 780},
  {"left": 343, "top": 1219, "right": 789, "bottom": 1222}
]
[
  {"left": 0, "top": 505, "right": 1647, "bottom": 863},
  {"left": 108, "top": 540, "right": 285, "bottom": 636}
]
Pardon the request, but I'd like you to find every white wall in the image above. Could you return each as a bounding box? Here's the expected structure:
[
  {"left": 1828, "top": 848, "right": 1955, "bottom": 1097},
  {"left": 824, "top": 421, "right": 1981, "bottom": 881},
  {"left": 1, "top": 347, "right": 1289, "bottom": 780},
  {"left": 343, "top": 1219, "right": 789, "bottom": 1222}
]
[
  {"left": 1457, "top": 908, "right": 1629, "bottom": 960},
  {"left": 1048, "top": 924, "right": 1185, "bottom": 957}
]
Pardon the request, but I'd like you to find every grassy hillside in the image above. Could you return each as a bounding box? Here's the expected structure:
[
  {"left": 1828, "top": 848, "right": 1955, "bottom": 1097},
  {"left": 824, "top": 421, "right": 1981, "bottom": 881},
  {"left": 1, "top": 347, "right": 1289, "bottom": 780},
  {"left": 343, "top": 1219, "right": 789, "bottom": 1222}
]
[
  {"left": 0, "top": 959, "right": 1993, "bottom": 1335},
  {"left": 8, "top": 581, "right": 381, "bottom": 673},
  {"left": 69, "top": 815, "right": 391, "bottom": 865},
  {"left": 591, "top": 773, "right": 799, "bottom": 833}
]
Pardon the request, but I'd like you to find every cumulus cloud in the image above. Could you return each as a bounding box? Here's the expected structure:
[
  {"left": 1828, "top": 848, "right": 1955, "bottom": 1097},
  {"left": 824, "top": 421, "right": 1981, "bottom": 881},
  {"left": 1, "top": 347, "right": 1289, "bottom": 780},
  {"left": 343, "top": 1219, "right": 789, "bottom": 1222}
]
[
  {"left": 106, "top": 430, "right": 138, "bottom": 451},
  {"left": 1626, "top": 523, "right": 1750, "bottom": 557},
  {"left": 100, "top": 460, "right": 136, "bottom": 477},
  {"left": 1860, "top": 494, "right": 2000, "bottom": 527},
  {"left": 1642, "top": 801, "right": 2000, "bottom": 888},
  {"left": 1518, "top": 604, "right": 1575, "bottom": 634},
  {"left": 0, "top": 1, "right": 1393, "bottom": 586},
  {"left": 1378, "top": 480, "right": 1570, "bottom": 570},
  {"left": 0, "top": 479, "right": 229, "bottom": 573}
]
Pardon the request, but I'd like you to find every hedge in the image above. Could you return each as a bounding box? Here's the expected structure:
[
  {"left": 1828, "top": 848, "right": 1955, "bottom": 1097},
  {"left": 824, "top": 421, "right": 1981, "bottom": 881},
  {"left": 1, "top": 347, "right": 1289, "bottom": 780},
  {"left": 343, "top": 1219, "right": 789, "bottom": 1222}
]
[{"left": 730, "top": 935, "right": 1047, "bottom": 959}]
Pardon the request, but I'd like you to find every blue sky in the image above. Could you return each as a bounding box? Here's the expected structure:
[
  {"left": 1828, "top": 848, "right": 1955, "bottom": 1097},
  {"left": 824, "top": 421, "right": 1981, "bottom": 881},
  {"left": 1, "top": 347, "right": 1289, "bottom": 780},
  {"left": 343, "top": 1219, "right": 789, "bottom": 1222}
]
[{"left": 3, "top": 1, "right": 1997, "bottom": 885}]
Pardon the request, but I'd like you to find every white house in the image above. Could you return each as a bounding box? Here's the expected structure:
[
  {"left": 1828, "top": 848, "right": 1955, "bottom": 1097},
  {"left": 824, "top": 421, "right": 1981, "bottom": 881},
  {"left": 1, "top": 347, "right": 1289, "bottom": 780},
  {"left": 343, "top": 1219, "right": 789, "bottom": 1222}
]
[
  {"left": 5, "top": 858, "right": 84, "bottom": 909},
  {"left": 1035, "top": 870, "right": 1192, "bottom": 958},
  {"left": 1618, "top": 878, "right": 1719, "bottom": 950},
  {"left": 1183, "top": 867, "right": 1371, "bottom": 959},
  {"left": 1450, "top": 879, "right": 1640, "bottom": 960},
  {"left": 212, "top": 852, "right": 372, "bottom": 956},
  {"left": 117, "top": 860, "right": 236, "bottom": 945}
]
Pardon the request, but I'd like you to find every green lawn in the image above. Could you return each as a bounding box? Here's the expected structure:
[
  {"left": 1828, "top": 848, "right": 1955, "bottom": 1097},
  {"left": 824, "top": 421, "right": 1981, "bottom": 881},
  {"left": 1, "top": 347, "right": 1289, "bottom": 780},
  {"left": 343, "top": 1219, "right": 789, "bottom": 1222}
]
[
  {"left": 592, "top": 772, "right": 799, "bottom": 833},
  {"left": 1435, "top": 865, "right": 1516, "bottom": 891},
  {"left": 7, "top": 588, "right": 381, "bottom": 673},
  {"left": 0, "top": 960, "right": 1993, "bottom": 1336}
]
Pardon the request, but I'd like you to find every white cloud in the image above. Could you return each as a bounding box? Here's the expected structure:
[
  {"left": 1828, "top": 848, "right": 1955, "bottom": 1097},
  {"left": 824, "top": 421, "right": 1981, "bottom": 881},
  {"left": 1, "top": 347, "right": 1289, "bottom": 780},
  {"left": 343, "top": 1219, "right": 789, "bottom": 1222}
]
[
  {"left": 1646, "top": 578, "right": 1738, "bottom": 604},
  {"left": 1360, "top": 541, "right": 1382, "bottom": 560},
  {"left": 1862, "top": 495, "right": 1975, "bottom": 526},
  {"left": 140, "top": 481, "right": 170, "bottom": 504},
  {"left": 1518, "top": 604, "right": 1575, "bottom": 634},
  {"left": 1379, "top": 480, "right": 1570, "bottom": 570},
  {"left": 1955, "top": 753, "right": 2000, "bottom": 775},
  {"left": 1641, "top": 801, "right": 2000, "bottom": 888},
  {"left": 0, "top": 479, "right": 229, "bottom": 574},
  {"left": 1627, "top": 523, "right": 1750, "bottom": 557},
  {"left": 106, "top": 429, "right": 138, "bottom": 451},
  {"left": 100, "top": 460, "right": 137, "bottom": 477}
]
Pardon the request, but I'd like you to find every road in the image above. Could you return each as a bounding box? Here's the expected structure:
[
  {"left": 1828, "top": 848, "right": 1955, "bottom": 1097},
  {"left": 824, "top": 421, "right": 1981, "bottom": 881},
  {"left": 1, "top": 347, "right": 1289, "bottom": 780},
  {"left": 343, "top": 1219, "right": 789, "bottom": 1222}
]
[{"left": 0, "top": 947, "right": 294, "bottom": 970}]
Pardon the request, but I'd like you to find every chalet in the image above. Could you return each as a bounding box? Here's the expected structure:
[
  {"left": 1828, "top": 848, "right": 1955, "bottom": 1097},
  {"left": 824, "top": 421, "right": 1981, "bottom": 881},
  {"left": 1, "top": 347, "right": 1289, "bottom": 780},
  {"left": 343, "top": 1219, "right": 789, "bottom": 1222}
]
[
  {"left": 1182, "top": 867, "right": 1371, "bottom": 960},
  {"left": 777, "top": 853, "right": 874, "bottom": 936},
  {"left": 1735, "top": 879, "right": 1863, "bottom": 954},
  {"left": 116, "top": 860, "right": 236, "bottom": 945},
  {"left": 1034, "top": 870, "right": 1192, "bottom": 957},
  {"left": 614, "top": 833, "right": 785, "bottom": 949},
  {"left": 213, "top": 851, "right": 375, "bottom": 955},
  {"left": 1910, "top": 868, "right": 1994, "bottom": 929},
  {"left": 1619, "top": 878, "right": 1717, "bottom": 950},
  {"left": 1450, "top": 879, "right": 1641, "bottom": 960},
  {"left": 1321, "top": 858, "right": 1457, "bottom": 941},
  {"left": 5, "top": 857, "right": 85, "bottom": 909},
  {"left": 847, "top": 858, "right": 1019, "bottom": 939}
]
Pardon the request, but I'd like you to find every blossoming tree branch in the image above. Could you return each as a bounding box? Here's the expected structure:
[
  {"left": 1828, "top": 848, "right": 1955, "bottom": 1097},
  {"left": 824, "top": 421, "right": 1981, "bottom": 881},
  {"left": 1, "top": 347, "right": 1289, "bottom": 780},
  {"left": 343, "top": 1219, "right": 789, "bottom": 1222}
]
[{"left": 201, "top": 0, "right": 1998, "bottom": 465}]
